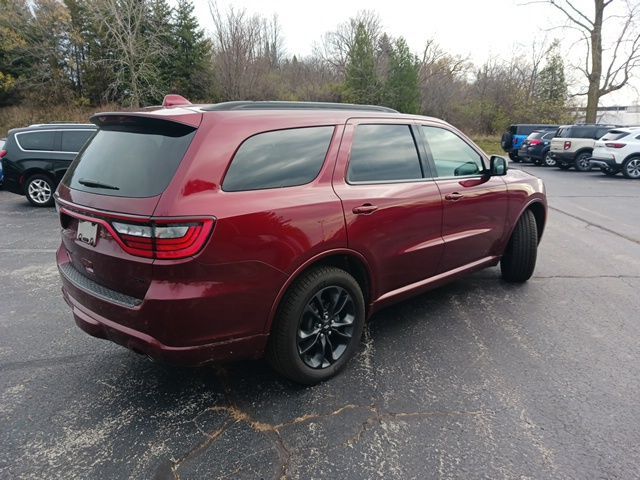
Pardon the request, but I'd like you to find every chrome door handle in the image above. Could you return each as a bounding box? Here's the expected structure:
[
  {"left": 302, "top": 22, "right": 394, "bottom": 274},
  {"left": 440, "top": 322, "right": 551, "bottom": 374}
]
[
  {"left": 352, "top": 204, "right": 378, "bottom": 215},
  {"left": 445, "top": 192, "right": 464, "bottom": 201}
]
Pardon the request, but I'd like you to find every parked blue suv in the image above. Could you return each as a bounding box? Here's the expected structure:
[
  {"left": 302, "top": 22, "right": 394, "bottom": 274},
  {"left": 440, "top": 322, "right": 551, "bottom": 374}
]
[{"left": 501, "top": 124, "right": 558, "bottom": 162}]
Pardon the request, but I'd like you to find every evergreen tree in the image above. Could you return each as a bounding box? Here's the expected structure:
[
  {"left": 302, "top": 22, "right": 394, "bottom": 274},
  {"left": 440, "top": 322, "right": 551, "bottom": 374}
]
[
  {"left": 384, "top": 37, "right": 420, "bottom": 113},
  {"left": 343, "top": 22, "right": 379, "bottom": 105},
  {"left": 147, "top": 0, "right": 174, "bottom": 101},
  {"left": 169, "top": 0, "right": 212, "bottom": 101},
  {"left": 535, "top": 41, "right": 568, "bottom": 122}
]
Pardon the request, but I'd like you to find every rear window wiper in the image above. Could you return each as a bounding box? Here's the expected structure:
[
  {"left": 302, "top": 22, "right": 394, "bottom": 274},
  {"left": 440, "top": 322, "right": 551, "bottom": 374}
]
[{"left": 78, "top": 178, "right": 120, "bottom": 190}]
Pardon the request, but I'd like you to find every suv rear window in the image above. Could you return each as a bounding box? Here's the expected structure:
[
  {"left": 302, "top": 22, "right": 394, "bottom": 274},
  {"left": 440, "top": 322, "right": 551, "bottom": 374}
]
[
  {"left": 222, "top": 126, "right": 334, "bottom": 192},
  {"left": 600, "top": 130, "right": 629, "bottom": 141},
  {"left": 65, "top": 124, "right": 195, "bottom": 198},
  {"left": 16, "top": 131, "right": 56, "bottom": 151},
  {"left": 348, "top": 124, "right": 422, "bottom": 182}
]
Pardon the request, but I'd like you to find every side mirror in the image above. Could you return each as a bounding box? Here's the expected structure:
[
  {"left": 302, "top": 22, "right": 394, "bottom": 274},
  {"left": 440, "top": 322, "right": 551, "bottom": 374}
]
[{"left": 489, "top": 155, "right": 508, "bottom": 176}]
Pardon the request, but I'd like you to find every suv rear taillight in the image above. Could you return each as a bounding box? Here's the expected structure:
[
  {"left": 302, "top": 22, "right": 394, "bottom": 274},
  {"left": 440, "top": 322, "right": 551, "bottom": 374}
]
[
  {"left": 530, "top": 139, "right": 542, "bottom": 146},
  {"left": 111, "top": 220, "right": 214, "bottom": 259},
  {"left": 563, "top": 141, "right": 572, "bottom": 150},
  {"left": 0, "top": 149, "right": 7, "bottom": 158},
  {"left": 605, "top": 142, "right": 626, "bottom": 149},
  {"left": 59, "top": 207, "right": 214, "bottom": 260}
]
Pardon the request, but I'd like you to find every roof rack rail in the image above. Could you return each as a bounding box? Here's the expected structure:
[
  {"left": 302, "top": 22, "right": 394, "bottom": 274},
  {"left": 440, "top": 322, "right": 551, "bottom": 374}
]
[{"left": 201, "top": 101, "right": 398, "bottom": 113}]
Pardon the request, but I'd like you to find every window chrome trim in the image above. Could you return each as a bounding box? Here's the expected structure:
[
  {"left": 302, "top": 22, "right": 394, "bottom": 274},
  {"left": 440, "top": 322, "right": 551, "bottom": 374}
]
[{"left": 14, "top": 128, "right": 96, "bottom": 154}]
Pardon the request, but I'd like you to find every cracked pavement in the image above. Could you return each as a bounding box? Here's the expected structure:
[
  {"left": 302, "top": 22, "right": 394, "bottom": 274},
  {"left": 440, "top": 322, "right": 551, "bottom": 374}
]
[{"left": 1, "top": 165, "right": 640, "bottom": 479}]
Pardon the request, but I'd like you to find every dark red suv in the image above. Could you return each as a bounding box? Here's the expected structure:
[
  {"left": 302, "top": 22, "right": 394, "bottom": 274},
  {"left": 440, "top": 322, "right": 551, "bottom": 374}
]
[{"left": 55, "top": 97, "right": 547, "bottom": 384}]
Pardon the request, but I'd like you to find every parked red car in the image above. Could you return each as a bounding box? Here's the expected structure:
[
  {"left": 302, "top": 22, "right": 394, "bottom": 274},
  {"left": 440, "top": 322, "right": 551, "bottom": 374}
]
[{"left": 55, "top": 97, "right": 547, "bottom": 384}]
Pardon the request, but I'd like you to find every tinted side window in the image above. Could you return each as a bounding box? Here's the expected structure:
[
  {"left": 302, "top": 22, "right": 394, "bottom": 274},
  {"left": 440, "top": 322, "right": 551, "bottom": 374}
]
[
  {"left": 348, "top": 125, "right": 422, "bottom": 183},
  {"left": 572, "top": 126, "right": 594, "bottom": 138},
  {"left": 595, "top": 127, "right": 612, "bottom": 139},
  {"left": 61, "top": 130, "right": 94, "bottom": 152},
  {"left": 557, "top": 127, "right": 571, "bottom": 137},
  {"left": 17, "top": 131, "right": 56, "bottom": 151},
  {"left": 422, "top": 126, "right": 484, "bottom": 177},
  {"left": 223, "top": 126, "right": 334, "bottom": 192},
  {"left": 542, "top": 132, "right": 555, "bottom": 140}
]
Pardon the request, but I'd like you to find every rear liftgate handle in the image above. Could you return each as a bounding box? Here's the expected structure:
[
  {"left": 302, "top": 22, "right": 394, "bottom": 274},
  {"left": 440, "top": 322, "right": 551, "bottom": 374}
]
[{"left": 352, "top": 204, "right": 379, "bottom": 215}]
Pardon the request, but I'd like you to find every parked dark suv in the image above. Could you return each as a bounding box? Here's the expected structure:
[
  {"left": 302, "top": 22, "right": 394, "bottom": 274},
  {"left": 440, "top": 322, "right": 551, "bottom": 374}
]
[
  {"left": 517, "top": 129, "right": 558, "bottom": 166},
  {"left": 1, "top": 123, "right": 96, "bottom": 206},
  {"left": 501, "top": 124, "right": 558, "bottom": 161},
  {"left": 55, "top": 96, "right": 547, "bottom": 384}
]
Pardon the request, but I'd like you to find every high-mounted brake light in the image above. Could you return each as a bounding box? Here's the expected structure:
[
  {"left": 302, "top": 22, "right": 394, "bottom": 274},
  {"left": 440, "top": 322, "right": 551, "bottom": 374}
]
[
  {"left": 605, "top": 142, "right": 626, "bottom": 149},
  {"left": 111, "top": 219, "right": 214, "bottom": 259},
  {"left": 563, "top": 141, "right": 572, "bottom": 150},
  {"left": 162, "top": 94, "right": 192, "bottom": 108}
]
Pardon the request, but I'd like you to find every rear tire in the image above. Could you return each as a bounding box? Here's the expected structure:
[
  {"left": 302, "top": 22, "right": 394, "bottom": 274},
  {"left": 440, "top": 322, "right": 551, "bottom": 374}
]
[
  {"left": 25, "top": 174, "right": 55, "bottom": 207},
  {"left": 543, "top": 153, "right": 557, "bottom": 167},
  {"left": 622, "top": 157, "right": 640, "bottom": 179},
  {"left": 574, "top": 152, "right": 593, "bottom": 172},
  {"left": 267, "top": 266, "right": 365, "bottom": 385},
  {"left": 500, "top": 210, "right": 538, "bottom": 283}
]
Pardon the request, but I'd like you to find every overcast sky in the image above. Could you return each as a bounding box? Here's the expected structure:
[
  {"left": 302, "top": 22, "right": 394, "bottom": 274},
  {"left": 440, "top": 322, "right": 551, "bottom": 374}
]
[{"left": 193, "top": 0, "right": 640, "bottom": 105}]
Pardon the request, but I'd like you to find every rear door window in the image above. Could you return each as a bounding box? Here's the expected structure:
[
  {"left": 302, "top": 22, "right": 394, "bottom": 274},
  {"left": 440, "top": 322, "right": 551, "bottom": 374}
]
[
  {"left": 223, "top": 126, "right": 334, "bottom": 192},
  {"left": 347, "top": 124, "right": 423, "bottom": 183},
  {"left": 61, "top": 130, "right": 95, "bottom": 153},
  {"left": 65, "top": 124, "right": 196, "bottom": 198},
  {"left": 17, "top": 131, "right": 56, "bottom": 151}
]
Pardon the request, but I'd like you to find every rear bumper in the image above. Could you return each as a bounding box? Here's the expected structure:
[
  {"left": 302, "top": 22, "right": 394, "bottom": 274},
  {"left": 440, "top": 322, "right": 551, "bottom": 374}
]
[
  {"left": 548, "top": 151, "right": 575, "bottom": 164},
  {"left": 590, "top": 158, "right": 619, "bottom": 169},
  {"left": 57, "top": 246, "right": 282, "bottom": 365},
  {"left": 62, "top": 287, "right": 268, "bottom": 365}
]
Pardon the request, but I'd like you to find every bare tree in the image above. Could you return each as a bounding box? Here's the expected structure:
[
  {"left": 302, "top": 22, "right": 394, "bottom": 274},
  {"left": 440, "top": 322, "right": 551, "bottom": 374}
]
[
  {"left": 315, "top": 10, "right": 382, "bottom": 76},
  {"left": 208, "top": 1, "right": 285, "bottom": 100},
  {"left": 93, "top": 0, "right": 167, "bottom": 107},
  {"left": 536, "top": 0, "right": 640, "bottom": 122}
]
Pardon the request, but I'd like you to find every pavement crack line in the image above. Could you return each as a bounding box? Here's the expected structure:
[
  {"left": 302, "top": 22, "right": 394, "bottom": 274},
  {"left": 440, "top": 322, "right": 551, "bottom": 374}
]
[
  {"left": 548, "top": 205, "right": 640, "bottom": 246},
  {"left": 167, "top": 364, "right": 497, "bottom": 478}
]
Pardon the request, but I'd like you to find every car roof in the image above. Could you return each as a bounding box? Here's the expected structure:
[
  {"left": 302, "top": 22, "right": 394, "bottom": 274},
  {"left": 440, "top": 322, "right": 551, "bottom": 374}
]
[{"left": 97, "top": 101, "right": 447, "bottom": 127}]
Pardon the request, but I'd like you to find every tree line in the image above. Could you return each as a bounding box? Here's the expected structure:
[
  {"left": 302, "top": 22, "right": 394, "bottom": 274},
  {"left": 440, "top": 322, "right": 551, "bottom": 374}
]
[{"left": 0, "top": 0, "right": 571, "bottom": 134}]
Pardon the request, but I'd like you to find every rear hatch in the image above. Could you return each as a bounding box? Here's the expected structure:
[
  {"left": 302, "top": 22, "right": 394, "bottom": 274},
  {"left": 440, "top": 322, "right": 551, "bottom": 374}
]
[
  {"left": 593, "top": 130, "right": 631, "bottom": 160},
  {"left": 56, "top": 112, "right": 202, "bottom": 300}
]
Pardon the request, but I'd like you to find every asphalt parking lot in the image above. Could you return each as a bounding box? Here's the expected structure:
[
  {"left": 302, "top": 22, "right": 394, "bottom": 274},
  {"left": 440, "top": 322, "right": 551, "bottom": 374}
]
[{"left": 1, "top": 166, "right": 640, "bottom": 479}]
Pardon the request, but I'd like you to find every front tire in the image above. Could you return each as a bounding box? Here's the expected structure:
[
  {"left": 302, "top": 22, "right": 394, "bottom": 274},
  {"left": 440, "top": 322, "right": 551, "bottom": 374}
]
[
  {"left": 267, "top": 266, "right": 365, "bottom": 385},
  {"left": 501, "top": 210, "right": 538, "bottom": 283},
  {"left": 622, "top": 157, "right": 640, "bottom": 179},
  {"left": 25, "top": 174, "right": 55, "bottom": 207},
  {"left": 574, "top": 152, "right": 593, "bottom": 172}
]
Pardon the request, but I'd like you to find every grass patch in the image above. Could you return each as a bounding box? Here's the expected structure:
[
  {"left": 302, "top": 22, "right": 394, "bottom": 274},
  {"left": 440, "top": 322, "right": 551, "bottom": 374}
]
[{"left": 471, "top": 136, "right": 503, "bottom": 156}]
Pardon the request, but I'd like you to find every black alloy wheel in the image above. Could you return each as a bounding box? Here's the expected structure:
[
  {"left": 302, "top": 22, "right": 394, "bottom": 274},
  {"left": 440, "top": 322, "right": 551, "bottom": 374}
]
[{"left": 297, "top": 286, "right": 355, "bottom": 369}]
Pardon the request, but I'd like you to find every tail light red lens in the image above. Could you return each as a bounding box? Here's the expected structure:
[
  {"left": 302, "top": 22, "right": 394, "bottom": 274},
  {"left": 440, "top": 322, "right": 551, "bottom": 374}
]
[
  {"left": 112, "top": 220, "right": 214, "bottom": 259},
  {"left": 529, "top": 139, "right": 542, "bottom": 146},
  {"left": 605, "top": 143, "right": 626, "bottom": 149},
  {"left": 0, "top": 149, "right": 7, "bottom": 158},
  {"left": 563, "top": 141, "right": 572, "bottom": 150}
]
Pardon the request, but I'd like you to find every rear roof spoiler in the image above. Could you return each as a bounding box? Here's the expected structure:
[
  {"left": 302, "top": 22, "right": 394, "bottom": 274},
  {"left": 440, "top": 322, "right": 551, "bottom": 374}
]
[{"left": 90, "top": 111, "right": 202, "bottom": 129}]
